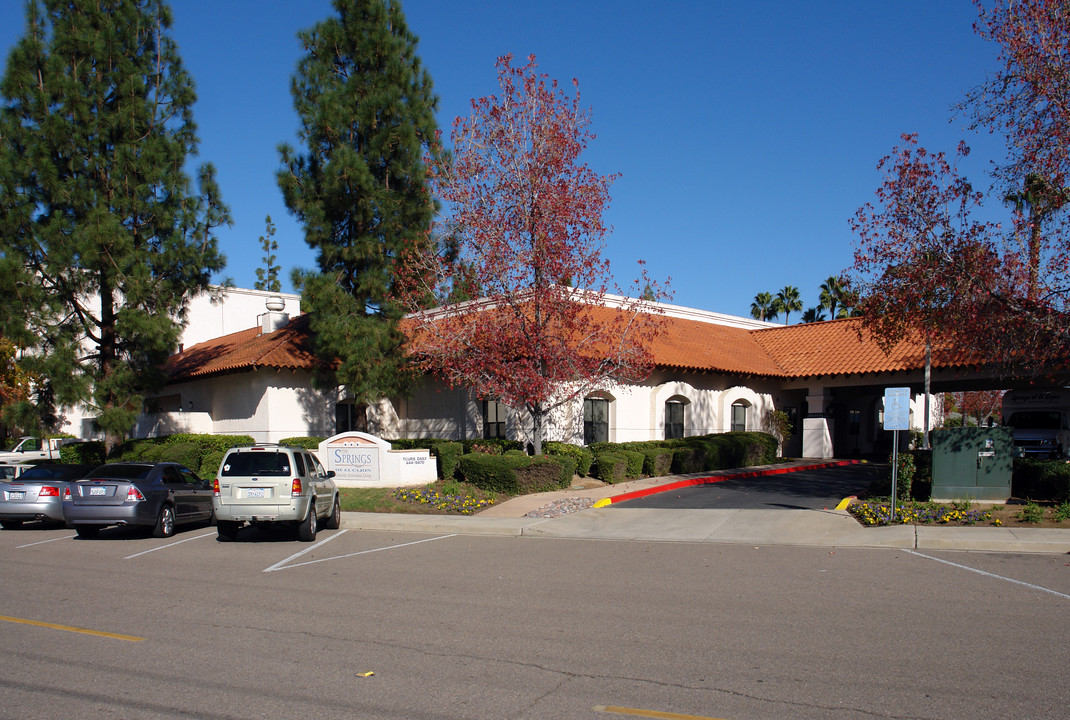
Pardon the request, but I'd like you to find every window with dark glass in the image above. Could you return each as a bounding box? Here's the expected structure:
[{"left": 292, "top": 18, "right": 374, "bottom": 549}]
[
  {"left": 584, "top": 397, "right": 609, "bottom": 445},
  {"left": 731, "top": 402, "right": 747, "bottom": 432},
  {"left": 665, "top": 400, "right": 685, "bottom": 439},
  {"left": 483, "top": 399, "right": 507, "bottom": 439}
]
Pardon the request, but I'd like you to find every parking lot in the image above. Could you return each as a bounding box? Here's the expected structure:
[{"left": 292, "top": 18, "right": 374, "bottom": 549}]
[{"left": 1, "top": 519, "right": 1068, "bottom": 719}]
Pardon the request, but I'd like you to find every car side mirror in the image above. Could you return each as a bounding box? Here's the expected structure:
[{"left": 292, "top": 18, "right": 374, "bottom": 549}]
[{"left": 326, "top": 470, "right": 336, "bottom": 478}]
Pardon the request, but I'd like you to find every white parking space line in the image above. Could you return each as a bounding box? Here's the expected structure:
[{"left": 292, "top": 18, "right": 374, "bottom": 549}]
[
  {"left": 904, "top": 549, "right": 1070, "bottom": 600},
  {"left": 124, "top": 531, "right": 216, "bottom": 559},
  {"left": 263, "top": 529, "right": 349, "bottom": 572},
  {"left": 263, "top": 532, "right": 456, "bottom": 573},
  {"left": 16, "top": 534, "right": 76, "bottom": 549}
]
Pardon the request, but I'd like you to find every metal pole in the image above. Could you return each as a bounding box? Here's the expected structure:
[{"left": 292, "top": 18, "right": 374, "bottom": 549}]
[{"left": 890, "top": 429, "right": 899, "bottom": 523}]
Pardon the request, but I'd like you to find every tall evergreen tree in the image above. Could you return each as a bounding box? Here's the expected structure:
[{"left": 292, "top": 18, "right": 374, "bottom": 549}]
[
  {"left": 278, "top": 0, "right": 438, "bottom": 428},
  {"left": 0, "top": 0, "right": 228, "bottom": 444}
]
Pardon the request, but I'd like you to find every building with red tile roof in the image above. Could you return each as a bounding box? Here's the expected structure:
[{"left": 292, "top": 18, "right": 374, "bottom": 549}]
[{"left": 145, "top": 292, "right": 1003, "bottom": 458}]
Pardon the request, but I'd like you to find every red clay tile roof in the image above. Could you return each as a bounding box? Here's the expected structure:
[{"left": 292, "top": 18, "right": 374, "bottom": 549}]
[
  {"left": 165, "top": 313, "right": 319, "bottom": 381},
  {"left": 165, "top": 308, "right": 971, "bottom": 383}
]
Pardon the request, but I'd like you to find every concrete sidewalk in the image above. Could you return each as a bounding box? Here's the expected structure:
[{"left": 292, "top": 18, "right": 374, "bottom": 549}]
[{"left": 339, "top": 462, "right": 1070, "bottom": 554}]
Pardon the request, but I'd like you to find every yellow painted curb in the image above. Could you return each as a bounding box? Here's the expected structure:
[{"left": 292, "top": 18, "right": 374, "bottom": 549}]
[
  {"left": 593, "top": 497, "right": 612, "bottom": 508},
  {"left": 835, "top": 496, "right": 854, "bottom": 511}
]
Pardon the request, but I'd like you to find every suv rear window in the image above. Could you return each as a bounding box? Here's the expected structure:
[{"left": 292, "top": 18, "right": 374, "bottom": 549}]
[{"left": 221, "top": 451, "right": 293, "bottom": 477}]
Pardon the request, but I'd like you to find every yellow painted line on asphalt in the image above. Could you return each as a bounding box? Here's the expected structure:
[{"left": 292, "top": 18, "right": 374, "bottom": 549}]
[
  {"left": 593, "top": 706, "right": 729, "bottom": 720},
  {"left": 0, "top": 614, "right": 144, "bottom": 642},
  {"left": 835, "top": 496, "right": 854, "bottom": 510}
]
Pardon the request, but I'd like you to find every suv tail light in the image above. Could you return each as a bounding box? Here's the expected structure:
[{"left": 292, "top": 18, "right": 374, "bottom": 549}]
[
  {"left": 291, "top": 478, "right": 303, "bottom": 497},
  {"left": 63, "top": 486, "right": 71, "bottom": 501},
  {"left": 38, "top": 485, "right": 59, "bottom": 497},
  {"left": 126, "top": 486, "right": 146, "bottom": 502},
  {"left": 213, "top": 478, "right": 220, "bottom": 497}
]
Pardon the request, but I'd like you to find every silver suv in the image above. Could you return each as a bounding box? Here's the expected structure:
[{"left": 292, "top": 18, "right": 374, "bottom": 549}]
[{"left": 213, "top": 444, "right": 339, "bottom": 542}]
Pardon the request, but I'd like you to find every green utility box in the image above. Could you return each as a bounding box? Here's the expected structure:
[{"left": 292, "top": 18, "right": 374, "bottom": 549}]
[{"left": 932, "top": 427, "right": 1013, "bottom": 501}]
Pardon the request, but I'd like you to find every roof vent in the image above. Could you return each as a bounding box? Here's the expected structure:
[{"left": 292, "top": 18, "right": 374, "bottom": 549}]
[{"left": 261, "top": 296, "right": 290, "bottom": 334}]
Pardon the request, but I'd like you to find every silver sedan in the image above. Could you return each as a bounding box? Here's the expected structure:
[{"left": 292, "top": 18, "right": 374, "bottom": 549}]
[{"left": 0, "top": 464, "right": 95, "bottom": 528}]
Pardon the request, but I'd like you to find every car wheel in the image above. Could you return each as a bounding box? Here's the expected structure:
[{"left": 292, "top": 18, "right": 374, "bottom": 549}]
[
  {"left": 75, "top": 525, "right": 101, "bottom": 538},
  {"left": 297, "top": 501, "right": 317, "bottom": 542},
  {"left": 0, "top": 519, "right": 23, "bottom": 530},
  {"left": 153, "top": 504, "right": 176, "bottom": 538},
  {"left": 217, "top": 519, "right": 239, "bottom": 542},
  {"left": 324, "top": 496, "right": 340, "bottom": 530}
]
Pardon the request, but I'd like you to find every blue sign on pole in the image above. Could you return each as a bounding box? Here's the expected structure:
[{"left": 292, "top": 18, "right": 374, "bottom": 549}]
[{"left": 884, "top": 387, "right": 911, "bottom": 431}]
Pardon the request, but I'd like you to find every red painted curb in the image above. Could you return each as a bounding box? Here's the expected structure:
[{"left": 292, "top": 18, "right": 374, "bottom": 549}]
[{"left": 602, "top": 460, "right": 863, "bottom": 505}]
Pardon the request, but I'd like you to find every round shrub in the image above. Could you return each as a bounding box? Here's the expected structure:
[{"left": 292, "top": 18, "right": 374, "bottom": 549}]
[
  {"left": 539, "top": 454, "right": 577, "bottom": 489},
  {"left": 544, "top": 441, "right": 594, "bottom": 477},
  {"left": 593, "top": 452, "right": 628, "bottom": 484}
]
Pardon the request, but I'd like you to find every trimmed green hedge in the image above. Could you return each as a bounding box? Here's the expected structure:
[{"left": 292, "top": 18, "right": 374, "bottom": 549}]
[
  {"left": 108, "top": 434, "right": 255, "bottom": 478},
  {"left": 593, "top": 452, "right": 628, "bottom": 484},
  {"left": 641, "top": 448, "right": 674, "bottom": 477},
  {"left": 199, "top": 449, "right": 225, "bottom": 479},
  {"left": 458, "top": 454, "right": 528, "bottom": 495},
  {"left": 544, "top": 441, "right": 594, "bottom": 477},
  {"left": 538, "top": 454, "right": 576, "bottom": 489},
  {"left": 59, "top": 441, "right": 107, "bottom": 466},
  {"left": 1014, "top": 459, "right": 1070, "bottom": 502},
  {"left": 431, "top": 441, "right": 464, "bottom": 482},
  {"left": 461, "top": 438, "right": 525, "bottom": 455},
  {"left": 516, "top": 460, "right": 565, "bottom": 494},
  {"left": 159, "top": 442, "right": 204, "bottom": 471},
  {"left": 278, "top": 437, "right": 324, "bottom": 450}
]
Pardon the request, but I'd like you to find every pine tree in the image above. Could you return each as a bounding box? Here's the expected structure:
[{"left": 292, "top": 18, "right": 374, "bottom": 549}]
[
  {"left": 278, "top": 0, "right": 438, "bottom": 426},
  {"left": 0, "top": 0, "right": 228, "bottom": 445},
  {"left": 254, "top": 215, "right": 282, "bottom": 293}
]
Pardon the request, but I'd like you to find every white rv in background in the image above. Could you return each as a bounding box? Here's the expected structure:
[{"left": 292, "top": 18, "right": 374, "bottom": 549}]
[{"left": 1001, "top": 388, "right": 1070, "bottom": 459}]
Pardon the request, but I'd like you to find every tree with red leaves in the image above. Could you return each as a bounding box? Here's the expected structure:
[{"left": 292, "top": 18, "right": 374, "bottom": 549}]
[
  {"left": 849, "top": 1, "right": 1070, "bottom": 384},
  {"left": 399, "top": 54, "right": 667, "bottom": 454},
  {"left": 848, "top": 134, "right": 1000, "bottom": 353},
  {"left": 848, "top": 134, "right": 1001, "bottom": 446},
  {"left": 944, "top": 390, "right": 1006, "bottom": 427},
  {"left": 964, "top": 0, "right": 1070, "bottom": 194}
]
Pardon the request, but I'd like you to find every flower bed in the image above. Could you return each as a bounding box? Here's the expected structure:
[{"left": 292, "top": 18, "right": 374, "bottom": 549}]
[{"left": 848, "top": 499, "right": 1070, "bottom": 528}]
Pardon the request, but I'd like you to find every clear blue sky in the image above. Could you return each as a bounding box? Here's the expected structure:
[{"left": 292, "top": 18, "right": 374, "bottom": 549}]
[{"left": 0, "top": 0, "right": 1008, "bottom": 320}]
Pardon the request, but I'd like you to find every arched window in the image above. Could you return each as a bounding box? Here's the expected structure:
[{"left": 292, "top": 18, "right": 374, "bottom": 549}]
[
  {"left": 583, "top": 396, "right": 610, "bottom": 445},
  {"left": 731, "top": 401, "right": 748, "bottom": 432},
  {"left": 665, "top": 399, "right": 686, "bottom": 439}
]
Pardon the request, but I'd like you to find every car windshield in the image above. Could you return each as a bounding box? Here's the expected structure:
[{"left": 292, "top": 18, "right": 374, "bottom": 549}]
[
  {"left": 87, "top": 464, "right": 153, "bottom": 480},
  {"left": 3, "top": 439, "right": 24, "bottom": 452},
  {"left": 221, "top": 451, "right": 292, "bottom": 477},
  {"left": 1007, "top": 411, "right": 1063, "bottom": 430}
]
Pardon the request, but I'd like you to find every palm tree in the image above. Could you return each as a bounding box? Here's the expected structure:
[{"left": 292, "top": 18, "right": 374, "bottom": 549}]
[
  {"left": 750, "top": 292, "right": 777, "bottom": 322},
  {"left": 801, "top": 307, "right": 827, "bottom": 323},
  {"left": 775, "top": 285, "right": 803, "bottom": 324},
  {"left": 818, "top": 276, "right": 847, "bottom": 319},
  {"left": 1003, "top": 173, "right": 1069, "bottom": 300}
]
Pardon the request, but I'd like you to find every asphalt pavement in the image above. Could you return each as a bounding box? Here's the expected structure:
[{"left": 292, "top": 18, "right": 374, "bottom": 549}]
[{"left": 339, "top": 460, "right": 1070, "bottom": 554}]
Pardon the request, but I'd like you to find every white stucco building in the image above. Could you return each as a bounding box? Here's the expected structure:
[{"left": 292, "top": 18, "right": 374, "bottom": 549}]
[{"left": 89, "top": 289, "right": 962, "bottom": 460}]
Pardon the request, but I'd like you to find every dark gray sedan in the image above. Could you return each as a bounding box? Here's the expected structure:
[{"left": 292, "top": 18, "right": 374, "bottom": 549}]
[
  {"left": 64, "top": 462, "right": 213, "bottom": 538},
  {"left": 0, "top": 464, "right": 96, "bottom": 528}
]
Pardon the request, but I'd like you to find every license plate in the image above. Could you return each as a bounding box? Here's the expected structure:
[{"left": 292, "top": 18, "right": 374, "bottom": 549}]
[
  {"left": 245, "top": 487, "right": 266, "bottom": 498},
  {"left": 89, "top": 486, "right": 106, "bottom": 496},
  {"left": 9, "top": 491, "right": 24, "bottom": 500}
]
